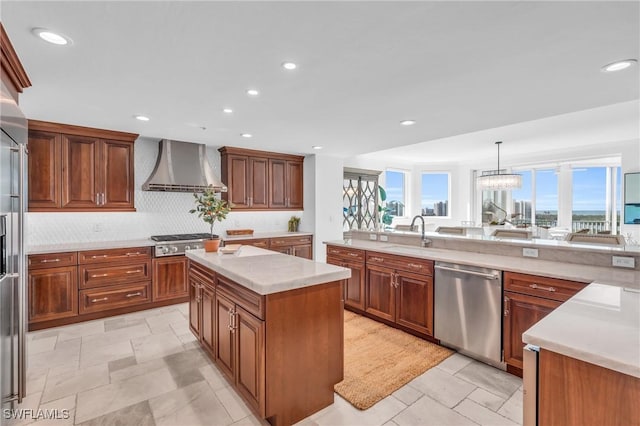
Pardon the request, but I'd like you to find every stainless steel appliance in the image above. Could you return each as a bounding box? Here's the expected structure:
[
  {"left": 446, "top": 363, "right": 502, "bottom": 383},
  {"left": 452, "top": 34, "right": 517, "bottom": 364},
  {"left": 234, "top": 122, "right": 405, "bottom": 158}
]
[
  {"left": 1, "top": 81, "right": 27, "bottom": 413},
  {"left": 150, "top": 233, "right": 216, "bottom": 257},
  {"left": 434, "top": 261, "right": 504, "bottom": 368},
  {"left": 522, "top": 344, "right": 539, "bottom": 426}
]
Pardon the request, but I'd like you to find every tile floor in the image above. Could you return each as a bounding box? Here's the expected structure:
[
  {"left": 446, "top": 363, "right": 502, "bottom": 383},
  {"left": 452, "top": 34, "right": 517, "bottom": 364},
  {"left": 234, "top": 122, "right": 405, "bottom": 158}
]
[{"left": 11, "top": 303, "right": 523, "bottom": 426}]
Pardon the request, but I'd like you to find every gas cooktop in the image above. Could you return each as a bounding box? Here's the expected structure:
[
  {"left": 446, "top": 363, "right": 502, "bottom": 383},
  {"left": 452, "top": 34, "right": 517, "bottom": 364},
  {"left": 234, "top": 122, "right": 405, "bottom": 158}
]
[{"left": 150, "top": 233, "right": 217, "bottom": 242}]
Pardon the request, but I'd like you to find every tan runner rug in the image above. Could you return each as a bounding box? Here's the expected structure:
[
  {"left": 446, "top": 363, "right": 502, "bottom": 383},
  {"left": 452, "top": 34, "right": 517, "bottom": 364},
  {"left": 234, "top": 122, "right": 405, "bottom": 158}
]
[{"left": 335, "top": 310, "right": 454, "bottom": 410}]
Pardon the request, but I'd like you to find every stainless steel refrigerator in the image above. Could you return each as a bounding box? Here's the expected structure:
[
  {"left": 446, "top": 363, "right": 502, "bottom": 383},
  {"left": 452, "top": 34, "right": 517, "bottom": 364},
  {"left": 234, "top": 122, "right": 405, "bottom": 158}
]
[{"left": 0, "top": 79, "right": 27, "bottom": 418}]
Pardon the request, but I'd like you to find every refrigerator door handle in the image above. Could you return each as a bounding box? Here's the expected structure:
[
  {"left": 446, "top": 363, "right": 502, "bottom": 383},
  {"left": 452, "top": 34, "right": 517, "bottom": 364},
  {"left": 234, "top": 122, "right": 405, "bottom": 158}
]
[{"left": 14, "top": 144, "right": 26, "bottom": 403}]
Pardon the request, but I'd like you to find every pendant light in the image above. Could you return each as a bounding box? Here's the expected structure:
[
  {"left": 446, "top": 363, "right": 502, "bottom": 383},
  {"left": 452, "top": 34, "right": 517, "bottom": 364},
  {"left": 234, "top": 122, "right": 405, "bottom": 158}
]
[{"left": 477, "top": 141, "right": 522, "bottom": 190}]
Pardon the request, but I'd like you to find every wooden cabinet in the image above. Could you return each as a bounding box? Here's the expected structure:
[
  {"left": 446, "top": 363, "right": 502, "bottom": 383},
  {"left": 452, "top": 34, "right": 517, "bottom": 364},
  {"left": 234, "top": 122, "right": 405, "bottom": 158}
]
[
  {"left": 503, "top": 271, "right": 586, "bottom": 375},
  {"left": 326, "top": 245, "right": 366, "bottom": 311},
  {"left": 189, "top": 261, "right": 216, "bottom": 356},
  {"left": 28, "top": 120, "right": 137, "bottom": 212},
  {"left": 79, "top": 282, "right": 150, "bottom": 315},
  {"left": 365, "top": 251, "right": 434, "bottom": 337},
  {"left": 269, "top": 235, "right": 313, "bottom": 260},
  {"left": 152, "top": 256, "right": 188, "bottom": 302},
  {"left": 219, "top": 146, "right": 304, "bottom": 211},
  {"left": 28, "top": 262, "right": 78, "bottom": 323},
  {"left": 226, "top": 238, "right": 270, "bottom": 249}
]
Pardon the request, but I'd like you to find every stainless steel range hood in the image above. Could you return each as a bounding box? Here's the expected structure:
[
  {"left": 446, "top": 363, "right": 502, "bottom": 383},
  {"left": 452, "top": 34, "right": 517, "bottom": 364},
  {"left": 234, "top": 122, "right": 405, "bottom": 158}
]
[{"left": 142, "top": 139, "right": 227, "bottom": 192}]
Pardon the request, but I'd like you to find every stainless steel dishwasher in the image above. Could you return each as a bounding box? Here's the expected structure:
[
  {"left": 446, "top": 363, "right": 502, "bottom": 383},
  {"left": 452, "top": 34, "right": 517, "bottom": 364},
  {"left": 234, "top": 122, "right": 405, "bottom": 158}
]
[{"left": 434, "top": 262, "right": 504, "bottom": 369}]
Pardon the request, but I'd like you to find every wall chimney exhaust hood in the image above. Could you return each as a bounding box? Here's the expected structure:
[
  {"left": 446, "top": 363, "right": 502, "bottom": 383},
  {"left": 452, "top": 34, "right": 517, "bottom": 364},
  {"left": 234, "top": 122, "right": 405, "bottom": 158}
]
[{"left": 142, "top": 139, "right": 227, "bottom": 192}]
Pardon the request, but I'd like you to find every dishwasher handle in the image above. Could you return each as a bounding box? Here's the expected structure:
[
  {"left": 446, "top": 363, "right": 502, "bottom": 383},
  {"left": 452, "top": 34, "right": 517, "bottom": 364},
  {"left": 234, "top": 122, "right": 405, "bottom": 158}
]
[{"left": 435, "top": 264, "right": 499, "bottom": 280}]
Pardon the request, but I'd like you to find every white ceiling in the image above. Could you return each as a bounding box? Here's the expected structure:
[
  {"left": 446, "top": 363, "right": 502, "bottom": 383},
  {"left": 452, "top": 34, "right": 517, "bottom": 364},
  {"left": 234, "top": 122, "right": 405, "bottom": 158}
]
[{"left": 2, "top": 1, "right": 639, "bottom": 159}]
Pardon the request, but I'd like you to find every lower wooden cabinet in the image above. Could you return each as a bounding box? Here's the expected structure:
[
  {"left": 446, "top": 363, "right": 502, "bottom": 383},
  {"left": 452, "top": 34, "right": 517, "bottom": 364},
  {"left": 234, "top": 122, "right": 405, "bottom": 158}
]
[
  {"left": 153, "top": 256, "right": 188, "bottom": 301},
  {"left": 188, "top": 262, "right": 216, "bottom": 355},
  {"left": 269, "top": 235, "right": 313, "bottom": 260},
  {"left": 28, "top": 265, "right": 78, "bottom": 323},
  {"left": 395, "top": 270, "right": 433, "bottom": 336},
  {"left": 79, "top": 281, "right": 150, "bottom": 314},
  {"left": 327, "top": 255, "right": 365, "bottom": 311},
  {"left": 365, "top": 264, "right": 395, "bottom": 322}
]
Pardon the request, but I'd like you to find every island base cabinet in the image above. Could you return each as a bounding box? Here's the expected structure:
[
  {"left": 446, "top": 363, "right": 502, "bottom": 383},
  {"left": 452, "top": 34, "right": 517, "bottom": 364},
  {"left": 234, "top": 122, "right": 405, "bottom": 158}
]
[{"left": 539, "top": 349, "right": 640, "bottom": 426}]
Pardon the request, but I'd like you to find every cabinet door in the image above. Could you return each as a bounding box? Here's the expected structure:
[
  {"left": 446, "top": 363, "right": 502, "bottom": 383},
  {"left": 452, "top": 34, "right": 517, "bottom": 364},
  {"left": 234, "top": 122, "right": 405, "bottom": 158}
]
[
  {"left": 27, "top": 129, "right": 61, "bottom": 210},
  {"left": 101, "top": 140, "right": 134, "bottom": 209},
  {"left": 226, "top": 155, "right": 250, "bottom": 208},
  {"left": 503, "top": 291, "right": 560, "bottom": 369},
  {"left": 268, "top": 159, "right": 286, "bottom": 208},
  {"left": 61, "top": 134, "right": 100, "bottom": 208},
  {"left": 272, "top": 246, "right": 292, "bottom": 256},
  {"left": 249, "top": 157, "right": 269, "bottom": 208},
  {"left": 292, "top": 244, "right": 312, "bottom": 260},
  {"left": 343, "top": 260, "right": 365, "bottom": 311},
  {"left": 396, "top": 271, "right": 433, "bottom": 336},
  {"left": 365, "top": 265, "right": 395, "bottom": 322},
  {"left": 188, "top": 278, "right": 200, "bottom": 338},
  {"left": 215, "top": 293, "right": 235, "bottom": 382},
  {"left": 201, "top": 284, "right": 215, "bottom": 356},
  {"left": 28, "top": 266, "right": 78, "bottom": 323},
  {"left": 235, "top": 305, "right": 265, "bottom": 416},
  {"left": 152, "top": 257, "right": 188, "bottom": 302},
  {"left": 286, "top": 160, "right": 303, "bottom": 209}
]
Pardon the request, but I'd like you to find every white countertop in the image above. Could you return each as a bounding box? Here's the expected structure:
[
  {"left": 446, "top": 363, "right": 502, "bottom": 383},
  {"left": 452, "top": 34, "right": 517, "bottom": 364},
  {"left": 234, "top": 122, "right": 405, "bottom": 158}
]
[
  {"left": 186, "top": 246, "right": 350, "bottom": 295},
  {"left": 325, "top": 239, "right": 639, "bottom": 286},
  {"left": 523, "top": 282, "right": 640, "bottom": 378},
  {"left": 223, "top": 231, "right": 313, "bottom": 241},
  {"left": 28, "top": 239, "right": 155, "bottom": 254}
]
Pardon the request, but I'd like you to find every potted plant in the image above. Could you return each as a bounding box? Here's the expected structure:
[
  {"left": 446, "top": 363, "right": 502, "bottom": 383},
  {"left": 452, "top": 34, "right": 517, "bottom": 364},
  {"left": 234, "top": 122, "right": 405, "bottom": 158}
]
[
  {"left": 189, "top": 188, "right": 231, "bottom": 252},
  {"left": 288, "top": 216, "right": 300, "bottom": 232}
]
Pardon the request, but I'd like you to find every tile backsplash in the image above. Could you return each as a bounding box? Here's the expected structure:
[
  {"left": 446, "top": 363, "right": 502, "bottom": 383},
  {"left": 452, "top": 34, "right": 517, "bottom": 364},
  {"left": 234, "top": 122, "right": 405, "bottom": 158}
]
[{"left": 26, "top": 138, "right": 303, "bottom": 246}]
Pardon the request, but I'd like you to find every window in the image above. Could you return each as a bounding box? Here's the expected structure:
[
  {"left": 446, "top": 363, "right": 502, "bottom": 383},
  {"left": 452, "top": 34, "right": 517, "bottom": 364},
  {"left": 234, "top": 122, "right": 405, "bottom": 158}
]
[
  {"left": 510, "top": 170, "right": 532, "bottom": 225},
  {"left": 572, "top": 166, "right": 621, "bottom": 233},
  {"left": 384, "top": 170, "right": 406, "bottom": 217},
  {"left": 535, "top": 169, "right": 558, "bottom": 227},
  {"left": 421, "top": 172, "right": 450, "bottom": 217}
]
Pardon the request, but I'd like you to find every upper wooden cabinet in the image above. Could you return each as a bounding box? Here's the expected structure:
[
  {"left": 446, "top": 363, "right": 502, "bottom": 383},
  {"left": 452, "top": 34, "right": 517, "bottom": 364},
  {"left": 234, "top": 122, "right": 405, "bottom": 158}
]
[
  {"left": 1, "top": 23, "right": 32, "bottom": 103},
  {"left": 28, "top": 120, "right": 137, "bottom": 212},
  {"left": 219, "top": 147, "right": 304, "bottom": 211}
]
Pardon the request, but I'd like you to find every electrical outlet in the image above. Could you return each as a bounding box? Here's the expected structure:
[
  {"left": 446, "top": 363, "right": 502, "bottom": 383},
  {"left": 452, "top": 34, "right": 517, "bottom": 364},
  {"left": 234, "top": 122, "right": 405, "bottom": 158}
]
[
  {"left": 92, "top": 223, "right": 103, "bottom": 232},
  {"left": 369, "top": 233, "right": 377, "bottom": 241},
  {"left": 612, "top": 256, "right": 635, "bottom": 269},
  {"left": 379, "top": 235, "right": 388, "bottom": 242},
  {"left": 522, "top": 248, "right": 538, "bottom": 258}
]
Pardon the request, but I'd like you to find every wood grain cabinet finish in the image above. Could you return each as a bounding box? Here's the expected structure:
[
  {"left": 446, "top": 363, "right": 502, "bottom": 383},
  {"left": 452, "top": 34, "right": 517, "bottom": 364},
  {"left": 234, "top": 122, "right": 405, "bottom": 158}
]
[
  {"left": 78, "top": 247, "right": 151, "bottom": 264},
  {"left": 79, "top": 282, "right": 150, "bottom": 314},
  {"left": 152, "top": 256, "right": 188, "bottom": 302},
  {"left": 365, "top": 264, "right": 396, "bottom": 322},
  {"left": 395, "top": 271, "right": 433, "bottom": 336},
  {"left": 269, "top": 235, "right": 313, "bottom": 260},
  {"left": 27, "top": 120, "right": 137, "bottom": 212},
  {"left": 28, "top": 252, "right": 77, "bottom": 269},
  {"left": 326, "top": 253, "right": 366, "bottom": 311},
  {"left": 79, "top": 260, "right": 151, "bottom": 289},
  {"left": 28, "top": 265, "right": 78, "bottom": 323},
  {"left": 188, "top": 262, "right": 216, "bottom": 355},
  {"left": 226, "top": 238, "right": 270, "bottom": 249},
  {"left": 219, "top": 146, "right": 304, "bottom": 211},
  {"left": 502, "top": 271, "right": 586, "bottom": 375}
]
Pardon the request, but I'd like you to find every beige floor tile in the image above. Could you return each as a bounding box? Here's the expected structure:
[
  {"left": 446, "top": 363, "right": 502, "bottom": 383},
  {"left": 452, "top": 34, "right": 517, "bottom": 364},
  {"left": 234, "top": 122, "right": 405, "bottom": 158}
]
[
  {"left": 145, "top": 311, "right": 187, "bottom": 329},
  {"left": 28, "top": 339, "right": 80, "bottom": 371},
  {"left": 6, "top": 391, "right": 42, "bottom": 426},
  {"left": 170, "top": 320, "right": 191, "bottom": 336},
  {"left": 56, "top": 321, "right": 104, "bottom": 342},
  {"left": 230, "top": 416, "right": 270, "bottom": 426},
  {"left": 455, "top": 362, "right": 521, "bottom": 400},
  {"left": 497, "top": 389, "right": 523, "bottom": 425},
  {"left": 454, "top": 399, "right": 517, "bottom": 426},
  {"left": 30, "top": 394, "right": 76, "bottom": 426},
  {"left": 200, "top": 364, "right": 230, "bottom": 392},
  {"left": 392, "top": 385, "right": 423, "bottom": 406},
  {"left": 215, "top": 386, "right": 253, "bottom": 422},
  {"left": 109, "top": 356, "right": 166, "bottom": 383},
  {"left": 24, "top": 366, "right": 48, "bottom": 396},
  {"left": 435, "top": 353, "right": 474, "bottom": 375},
  {"left": 79, "top": 339, "right": 133, "bottom": 368},
  {"left": 75, "top": 400, "right": 154, "bottom": 426},
  {"left": 149, "top": 380, "right": 233, "bottom": 426},
  {"left": 467, "top": 388, "right": 507, "bottom": 412},
  {"left": 177, "top": 332, "right": 198, "bottom": 344},
  {"left": 309, "top": 394, "right": 406, "bottom": 426},
  {"left": 131, "top": 331, "right": 184, "bottom": 363},
  {"left": 81, "top": 323, "right": 150, "bottom": 349},
  {"left": 41, "top": 364, "right": 109, "bottom": 404},
  {"left": 75, "top": 367, "right": 177, "bottom": 423},
  {"left": 27, "top": 335, "right": 58, "bottom": 355},
  {"left": 409, "top": 367, "right": 476, "bottom": 408},
  {"left": 393, "top": 395, "right": 477, "bottom": 426}
]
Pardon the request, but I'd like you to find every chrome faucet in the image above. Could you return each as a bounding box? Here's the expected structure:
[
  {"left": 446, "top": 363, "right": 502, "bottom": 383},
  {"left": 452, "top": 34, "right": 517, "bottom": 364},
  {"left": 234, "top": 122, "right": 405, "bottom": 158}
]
[{"left": 410, "top": 215, "right": 431, "bottom": 247}]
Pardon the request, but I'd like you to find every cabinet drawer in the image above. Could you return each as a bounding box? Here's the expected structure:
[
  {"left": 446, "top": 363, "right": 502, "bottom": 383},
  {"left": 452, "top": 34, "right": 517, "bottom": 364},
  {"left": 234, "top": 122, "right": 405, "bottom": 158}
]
[
  {"left": 504, "top": 272, "right": 586, "bottom": 302},
  {"left": 366, "top": 252, "right": 433, "bottom": 276},
  {"left": 79, "top": 281, "right": 150, "bottom": 314},
  {"left": 216, "top": 275, "right": 265, "bottom": 320},
  {"left": 78, "top": 247, "right": 151, "bottom": 264},
  {"left": 227, "top": 238, "right": 269, "bottom": 249},
  {"left": 270, "top": 235, "right": 312, "bottom": 247},
  {"left": 188, "top": 261, "right": 215, "bottom": 288},
  {"left": 326, "top": 245, "right": 365, "bottom": 262},
  {"left": 28, "top": 252, "right": 77, "bottom": 269},
  {"left": 79, "top": 260, "right": 151, "bottom": 288}
]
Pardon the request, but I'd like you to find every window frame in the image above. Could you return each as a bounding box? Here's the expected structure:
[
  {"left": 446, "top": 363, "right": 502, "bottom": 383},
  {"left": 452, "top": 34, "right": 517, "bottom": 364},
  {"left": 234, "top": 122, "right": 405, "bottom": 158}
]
[
  {"left": 383, "top": 169, "right": 409, "bottom": 219},
  {"left": 420, "top": 171, "right": 451, "bottom": 219}
]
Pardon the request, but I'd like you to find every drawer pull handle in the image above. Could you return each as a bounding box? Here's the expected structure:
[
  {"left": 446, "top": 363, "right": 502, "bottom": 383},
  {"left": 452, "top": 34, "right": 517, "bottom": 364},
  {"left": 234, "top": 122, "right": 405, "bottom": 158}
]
[
  {"left": 91, "top": 255, "right": 108, "bottom": 259},
  {"left": 126, "top": 252, "right": 141, "bottom": 256},
  {"left": 348, "top": 253, "right": 359, "bottom": 257},
  {"left": 91, "top": 273, "right": 109, "bottom": 278},
  {"left": 299, "top": 239, "right": 309, "bottom": 242},
  {"left": 41, "top": 258, "right": 61, "bottom": 263},
  {"left": 126, "top": 292, "right": 142, "bottom": 298},
  {"left": 126, "top": 270, "right": 142, "bottom": 274},
  {"left": 91, "top": 297, "right": 109, "bottom": 303},
  {"left": 370, "top": 257, "right": 384, "bottom": 262},
  {"left": 529, "top": 283, "right": 556, "bottom": 292},
  {"left": 407, "top": 263, "right": 423, "bottom": 269},
  {"left": 329, "top": 249, "right": 340, "bottom": 254}
]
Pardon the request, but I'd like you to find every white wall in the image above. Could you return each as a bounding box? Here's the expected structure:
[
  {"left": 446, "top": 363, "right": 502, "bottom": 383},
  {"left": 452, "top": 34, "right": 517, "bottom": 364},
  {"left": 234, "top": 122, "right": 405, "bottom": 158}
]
[{"left": 26, "top": 138, "right": 302, "bottom": 246}]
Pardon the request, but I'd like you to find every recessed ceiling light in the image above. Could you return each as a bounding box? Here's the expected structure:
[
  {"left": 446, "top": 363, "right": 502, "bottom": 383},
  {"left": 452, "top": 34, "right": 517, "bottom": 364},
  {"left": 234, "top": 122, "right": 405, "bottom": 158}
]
[
  {"left": 222, "top": 108, "right": 233, "bottom": 114},
  {"left": 246, "top": 89, "right": 259, "bottom": 96},
  {"left": 32, "top": 28, "right": 71, "bottom": 45},
  {"left": 312, "top": 146, "right": 323, "bottom": 150},
  {"left": 602, "top": 59, "right": 637, "bottom": 72},
  {"left": 134, "top": 115, "right": 150, "bottom": 121},
  {"left": 240, "top": 133, "right": 252, "bottom": 138},
  {"left": 282, "top": 62, "right": 297, "bottom": 70},
  {"left": 400, "top": 120, "right": 416, "bottom": 126}
]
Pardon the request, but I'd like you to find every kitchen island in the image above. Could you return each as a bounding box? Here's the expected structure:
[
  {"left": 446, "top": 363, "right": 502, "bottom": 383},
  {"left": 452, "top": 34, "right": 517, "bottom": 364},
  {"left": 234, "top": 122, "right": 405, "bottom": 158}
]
[{"left": 185, "top": 246, "right": 350, "bottom": 426}]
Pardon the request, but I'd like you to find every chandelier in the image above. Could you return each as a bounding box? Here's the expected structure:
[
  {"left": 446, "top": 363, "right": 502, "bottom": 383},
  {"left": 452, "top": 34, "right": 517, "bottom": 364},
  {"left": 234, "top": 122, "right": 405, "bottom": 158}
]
[{"left": 477, "top": 141, "right": 522, "bottom": 190}]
